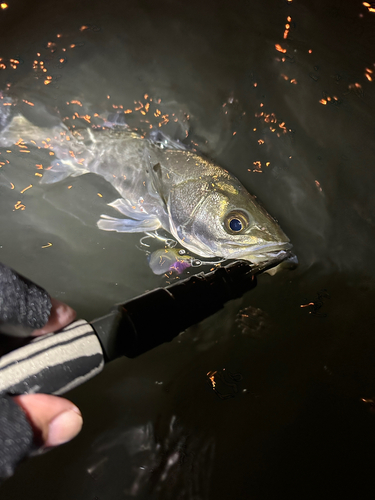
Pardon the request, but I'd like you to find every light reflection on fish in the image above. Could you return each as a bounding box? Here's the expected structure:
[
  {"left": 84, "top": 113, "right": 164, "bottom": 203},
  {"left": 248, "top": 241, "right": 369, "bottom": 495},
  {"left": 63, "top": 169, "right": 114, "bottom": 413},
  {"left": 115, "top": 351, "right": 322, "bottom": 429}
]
[{"left": 0, "top": 105, "right": 295, "bottom": 272}]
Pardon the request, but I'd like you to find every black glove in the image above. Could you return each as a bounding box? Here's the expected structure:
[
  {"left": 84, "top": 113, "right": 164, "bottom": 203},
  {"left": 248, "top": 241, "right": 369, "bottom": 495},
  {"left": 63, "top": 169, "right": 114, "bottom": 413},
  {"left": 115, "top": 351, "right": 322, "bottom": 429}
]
[
  {"left": 0, "top": 262, "right": 52, "bottom": 480},
  {"left": 0, "top": 396, "right": 34, "bottom": 480},
  {"left": 0, "top": 262, "right": 51, "bottom": 337}
]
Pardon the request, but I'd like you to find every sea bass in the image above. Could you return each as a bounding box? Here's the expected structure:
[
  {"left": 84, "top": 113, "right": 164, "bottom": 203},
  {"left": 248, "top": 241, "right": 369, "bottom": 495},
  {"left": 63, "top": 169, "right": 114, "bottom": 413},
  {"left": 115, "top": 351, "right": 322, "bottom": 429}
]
[{"left": 0, "top": 112, "right": 293, "bottom": 268}]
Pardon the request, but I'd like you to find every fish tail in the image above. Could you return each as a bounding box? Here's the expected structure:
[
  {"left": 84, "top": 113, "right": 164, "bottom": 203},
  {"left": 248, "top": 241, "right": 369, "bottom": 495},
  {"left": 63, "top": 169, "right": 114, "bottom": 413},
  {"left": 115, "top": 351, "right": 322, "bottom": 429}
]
[
  {"left": 0, "top": 114, "right": 47, "bottom": 147},
  {"left": 0, "top": 92, "right": 13, "bottom": 135},
  {"left": 40, "top": 158, "right": 79, "bottom": 184},
  {"left": 0, "top": 108, "right": 89, "bottom": 184}
]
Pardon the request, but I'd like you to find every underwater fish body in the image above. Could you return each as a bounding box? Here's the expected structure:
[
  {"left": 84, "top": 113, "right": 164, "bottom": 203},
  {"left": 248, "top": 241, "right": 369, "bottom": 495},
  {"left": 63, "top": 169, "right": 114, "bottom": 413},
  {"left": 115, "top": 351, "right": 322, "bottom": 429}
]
[{"left": 0, "top": 110, "right": 293, "bottom": 267}]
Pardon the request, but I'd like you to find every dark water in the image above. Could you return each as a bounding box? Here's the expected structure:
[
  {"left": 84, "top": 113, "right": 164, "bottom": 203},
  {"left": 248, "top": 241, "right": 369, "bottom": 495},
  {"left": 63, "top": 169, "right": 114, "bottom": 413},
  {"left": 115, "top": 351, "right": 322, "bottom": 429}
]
[{"left": 1, "top": 0, "right": 375, "bottom": 498}]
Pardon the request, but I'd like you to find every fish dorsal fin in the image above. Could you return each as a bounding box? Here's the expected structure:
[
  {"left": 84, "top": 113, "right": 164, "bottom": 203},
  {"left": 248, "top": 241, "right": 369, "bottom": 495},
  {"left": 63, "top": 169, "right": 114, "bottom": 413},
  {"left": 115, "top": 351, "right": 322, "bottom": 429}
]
[{"left": 150, "top": 162, "right": 168, "bottom": 206}]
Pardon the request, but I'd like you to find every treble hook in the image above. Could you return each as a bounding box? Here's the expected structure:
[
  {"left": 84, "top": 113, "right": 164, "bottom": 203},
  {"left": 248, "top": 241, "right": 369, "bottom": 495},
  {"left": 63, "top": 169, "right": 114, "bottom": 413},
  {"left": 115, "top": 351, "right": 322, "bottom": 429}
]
[{"left": 139, "top": 233, "right": 155, "bottom": 247}]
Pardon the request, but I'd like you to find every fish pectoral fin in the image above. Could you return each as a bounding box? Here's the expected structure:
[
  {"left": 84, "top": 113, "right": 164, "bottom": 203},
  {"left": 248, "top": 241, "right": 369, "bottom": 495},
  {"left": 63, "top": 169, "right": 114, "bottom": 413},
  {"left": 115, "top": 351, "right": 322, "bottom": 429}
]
[
  {"left": 107, "top": 198, "right": 149, "bottom": 220},
  {"left": 97, "top": 214, "right": 161, "bottom": 233}
]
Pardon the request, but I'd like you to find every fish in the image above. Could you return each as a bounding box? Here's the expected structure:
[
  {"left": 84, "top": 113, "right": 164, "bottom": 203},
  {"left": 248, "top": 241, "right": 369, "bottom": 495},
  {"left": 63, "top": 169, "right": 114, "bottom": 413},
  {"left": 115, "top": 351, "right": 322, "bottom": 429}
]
[{"left": 0, "top": 104, "right": 294, "bottom": 270}]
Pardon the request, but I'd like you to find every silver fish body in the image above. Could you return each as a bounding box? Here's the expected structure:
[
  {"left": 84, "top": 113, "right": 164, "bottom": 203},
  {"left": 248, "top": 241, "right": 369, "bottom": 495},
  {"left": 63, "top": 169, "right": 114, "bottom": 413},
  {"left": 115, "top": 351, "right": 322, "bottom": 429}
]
[{"left": 0, "top": 113, "right": 293, "bottom": 266}]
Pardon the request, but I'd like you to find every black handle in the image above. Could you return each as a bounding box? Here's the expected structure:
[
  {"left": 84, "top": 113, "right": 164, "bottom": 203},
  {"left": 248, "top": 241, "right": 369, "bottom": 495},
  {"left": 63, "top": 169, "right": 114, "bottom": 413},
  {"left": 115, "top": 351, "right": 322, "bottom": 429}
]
[
  {"left": 0, "top": 261, "right": 258, "bottom": 396},
  {"left": 92, "top": 261, "right": 257, "bottom": 359}
]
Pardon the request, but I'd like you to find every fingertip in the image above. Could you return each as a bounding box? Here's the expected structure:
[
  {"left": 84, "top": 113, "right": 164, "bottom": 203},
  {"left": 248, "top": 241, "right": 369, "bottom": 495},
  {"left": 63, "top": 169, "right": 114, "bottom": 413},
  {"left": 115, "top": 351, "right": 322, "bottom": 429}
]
[
  {"left": 13, "top": 394, "right": 83, "bottom": 448},
  {"left": 45, "top": 408, "right": 83, "bottom": 447}
]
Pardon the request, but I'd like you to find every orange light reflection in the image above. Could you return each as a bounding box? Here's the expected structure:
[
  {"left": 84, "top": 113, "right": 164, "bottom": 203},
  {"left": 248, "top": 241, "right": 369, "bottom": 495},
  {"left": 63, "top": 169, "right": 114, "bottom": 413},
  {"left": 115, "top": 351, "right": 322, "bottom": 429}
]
[{"left": 275, "top": 44, "right": 287, "bottom": 53}]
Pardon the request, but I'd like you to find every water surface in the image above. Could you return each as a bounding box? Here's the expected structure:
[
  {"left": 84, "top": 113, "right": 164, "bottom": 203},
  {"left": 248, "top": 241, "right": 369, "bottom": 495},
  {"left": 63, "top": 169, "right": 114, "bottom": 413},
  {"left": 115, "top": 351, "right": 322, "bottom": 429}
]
[{"left": 0, "top": 0, "right": 375, "bottom": 498}]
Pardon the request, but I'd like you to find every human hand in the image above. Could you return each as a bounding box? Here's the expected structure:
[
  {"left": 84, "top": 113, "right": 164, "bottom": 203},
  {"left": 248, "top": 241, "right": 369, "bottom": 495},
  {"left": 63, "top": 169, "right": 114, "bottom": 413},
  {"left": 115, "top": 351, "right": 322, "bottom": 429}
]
[
  {"left": 0, "top": 264, "right": 83, "bottom": 480},
  {"left": 13, "top": 297, "right": 83, "bottom": 448}
]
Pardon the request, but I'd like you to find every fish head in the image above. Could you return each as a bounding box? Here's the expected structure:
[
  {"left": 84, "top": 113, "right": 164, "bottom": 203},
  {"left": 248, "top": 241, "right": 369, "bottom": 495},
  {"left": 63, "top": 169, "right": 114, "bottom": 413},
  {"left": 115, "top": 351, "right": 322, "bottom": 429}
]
[{"left": 168, "top": 175, "right": 293, "bottom": 266}]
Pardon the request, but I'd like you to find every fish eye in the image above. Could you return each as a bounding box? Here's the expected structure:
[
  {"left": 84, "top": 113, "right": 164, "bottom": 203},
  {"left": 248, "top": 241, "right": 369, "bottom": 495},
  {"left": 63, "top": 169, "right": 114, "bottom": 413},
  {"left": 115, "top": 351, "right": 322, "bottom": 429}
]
[
  {"left": 224, "top": 210, "right": 249, "bottom": 234},
  {"left": 230, "top": 218, "right": 242, "bottom": 232}
]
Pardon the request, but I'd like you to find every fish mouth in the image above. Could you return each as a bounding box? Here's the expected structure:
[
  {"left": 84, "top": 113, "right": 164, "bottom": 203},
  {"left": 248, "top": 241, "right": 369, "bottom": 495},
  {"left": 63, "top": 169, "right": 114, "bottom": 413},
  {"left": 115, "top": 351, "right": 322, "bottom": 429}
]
[
  {"left": 251, "top": 241, "right": 293, "bottom": 255},
  {"left": 228, "top": 240, "right": 293, "bottom": 259},
  {"left": 231, "top": 241, "right": 297, "bottom": 270}
]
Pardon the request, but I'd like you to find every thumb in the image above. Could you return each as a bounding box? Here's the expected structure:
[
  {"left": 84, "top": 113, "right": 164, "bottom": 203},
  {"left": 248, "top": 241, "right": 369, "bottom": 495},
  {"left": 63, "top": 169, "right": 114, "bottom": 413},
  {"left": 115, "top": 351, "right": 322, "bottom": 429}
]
[{"left": 13, "top": 394, "right": 83, "bottom": 448}]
